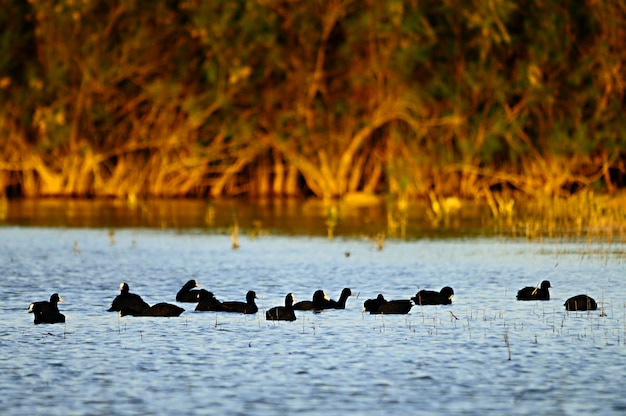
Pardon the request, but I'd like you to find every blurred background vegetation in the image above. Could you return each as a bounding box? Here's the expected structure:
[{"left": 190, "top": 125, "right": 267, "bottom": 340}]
[{"left": 1, "top": 0, "right": 625, "bottom": 206}]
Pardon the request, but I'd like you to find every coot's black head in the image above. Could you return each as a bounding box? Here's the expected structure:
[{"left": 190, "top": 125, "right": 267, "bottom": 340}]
[
  {"left": 440, "top": 286, "right": 454, "bottom": 300},
  {"left": 246, "top": 291, "right": 257, "bottom": 301},
  {"left": 540, "top": 280, "right": 552, "bottom": 290},
  {"left": 285, "top": 293, "right": 296, "bottom": 307},
  {"left": 312, "top": 290, "right": 329, "bottom": 302},
  {"left": 50, "top": 293, "right": 64, "bottom": 304},
  {"left": 183, "top": 280, "right": 200, "bottom": 290},
  {"left": 363, "top": 294, "right": 387, "bottom": 312},
  {"left": 119, "top": 282, "right": 130, "bottom": 294},
  {"left": 341, "top": 288, "right": 352, "bottom": 298}
]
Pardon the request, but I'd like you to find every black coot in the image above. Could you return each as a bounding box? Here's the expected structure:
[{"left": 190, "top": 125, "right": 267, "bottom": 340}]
[
  {"left": 108, "top": 282, "right": 150, "bottom": 315},
  {"left": 363, "top": 294, "right": 386, "bottom": 313},
  {"left": 363, "top": 294, "right": 412, "bottom": 314},
  {"left": 221, "top": 290, "right": 258, "bottom": 314},
  {"left": 328, "top": 288, "right": 353, "bottom": 309},
  {"left": 564, "top": 294, "right": 598, "bottom": 311},
  {"left": 28, "top": 293, "right": 66, "bottom": 324},
  {"left": 176, "top": 280, "right": 202, "bottom": 303},
  {"left": 195, "top": 289, "right": 227, "bottom": 312},
  {"left": 516, "top": 280, "right": 551, "bottom": 301},
  {"left": 411, "top": 286, "right": 454, "bottom": 305},
  {"left": 293, "top": 290, "right": 330, "bottom": 311},
  {"left": 266, "top": 293, "right": 297, "bottom": 321},
  {"left": 120, "top": 302, "right": 184, "bottom": 317}
]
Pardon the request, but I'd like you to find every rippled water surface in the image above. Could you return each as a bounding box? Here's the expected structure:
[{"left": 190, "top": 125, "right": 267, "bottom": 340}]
[{"left": 2, "top": 226, "right": 626, "bottom": 415}]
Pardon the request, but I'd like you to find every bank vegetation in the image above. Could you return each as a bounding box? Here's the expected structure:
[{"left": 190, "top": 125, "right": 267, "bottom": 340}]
[{"left": 1, "top": 0, "right": 625, "bottom": 215}]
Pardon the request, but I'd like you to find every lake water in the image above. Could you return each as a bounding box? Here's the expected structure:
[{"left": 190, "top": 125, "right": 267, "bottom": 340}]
[{"left": 1, "top": 220, "right": 626, "bottom": 414}]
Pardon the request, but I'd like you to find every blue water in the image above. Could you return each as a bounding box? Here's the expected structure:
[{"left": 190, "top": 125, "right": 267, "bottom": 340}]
[{"left": 1, "top": 227, "right": 625, "bottom": 415}]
